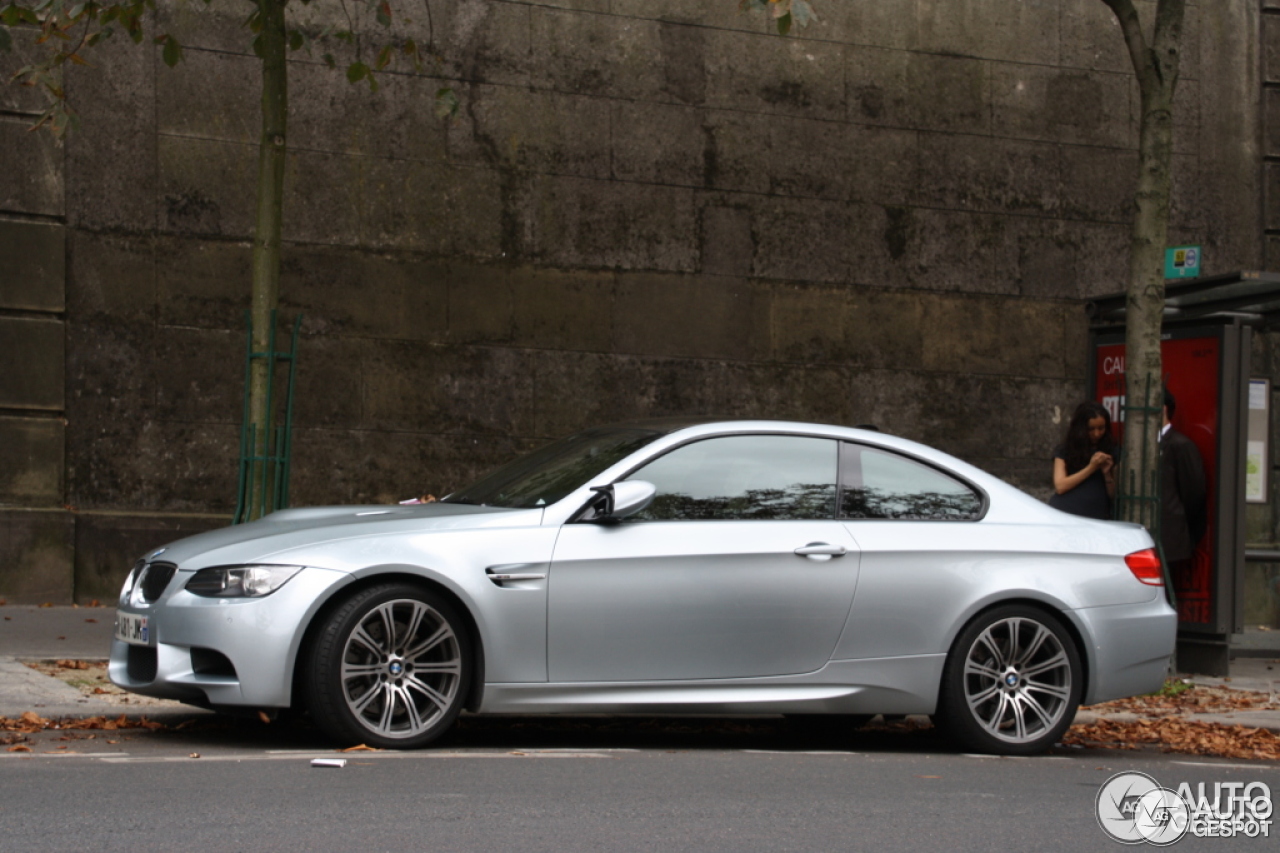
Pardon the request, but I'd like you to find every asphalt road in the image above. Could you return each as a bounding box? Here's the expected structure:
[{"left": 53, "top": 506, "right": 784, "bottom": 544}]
[{"left": 2, "top": 717, "right": 1277, "bottom": 852}]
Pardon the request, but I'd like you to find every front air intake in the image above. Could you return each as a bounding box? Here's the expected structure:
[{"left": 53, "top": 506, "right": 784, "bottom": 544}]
[{"left": 126, "top": 646, "right": 158, "bottom": 683}]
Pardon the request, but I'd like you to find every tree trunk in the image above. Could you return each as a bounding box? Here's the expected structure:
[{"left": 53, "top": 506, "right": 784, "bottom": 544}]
[
  {"left": 1103, "top": 0, "right": 1185, "bottom": 531},
  {"left": 247, "top": 0, "right": 288, "bottom": 520}
]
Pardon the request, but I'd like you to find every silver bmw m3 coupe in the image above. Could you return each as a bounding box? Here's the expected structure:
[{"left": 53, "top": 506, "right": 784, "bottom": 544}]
[{"left": 111, "top": 419, "right": 1175, "bottom": 755}]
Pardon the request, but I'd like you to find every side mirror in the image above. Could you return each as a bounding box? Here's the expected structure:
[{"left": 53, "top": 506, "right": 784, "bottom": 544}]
[{"left": 584, "top": 480, "right": 656, "bottom": 524}]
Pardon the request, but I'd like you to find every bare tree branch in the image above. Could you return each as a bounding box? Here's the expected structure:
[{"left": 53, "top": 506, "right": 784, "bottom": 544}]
[
  {"left": 1100, "top": 0, "right": 1152, "bottom": 81},
  {"left": 1151, "top": 0, "right": 1185, "bottom": 90}
]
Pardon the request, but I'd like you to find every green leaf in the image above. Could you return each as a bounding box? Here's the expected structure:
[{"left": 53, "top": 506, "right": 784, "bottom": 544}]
[
  {"left": 791, "top": 0, "right": 815, "bottom": 28},
  {"left": 434, "top": 87, "right": 458, "bottom": 120},
  {"left": 376, "top": 1, "right": 391, "bottom": 28},
  {"left": 69, "top": 3, "right": 86, "bottom": 19},
  {"left": 776, "top": 11, "right": 791, "bottom": 36},
  {"left": 288, "top": 30, "right": 302, "bottom": 51},
  {"left": 346, "top": 61, "right": 368, "bottom": 84},
  {"left": 375, "top": 44, "right": 391, "bottom": 71},
  {"left": 739, "top": 0, "right": 769, "bottom": 12},
  {"left": 0, "top": 27, "right": 10, "bottom": 53},
  {"left": 162, "top": 34, "right": 181, "bottom": 67},
  {"left": 322, "top": 52, "right": 336, "bottom": 69}
]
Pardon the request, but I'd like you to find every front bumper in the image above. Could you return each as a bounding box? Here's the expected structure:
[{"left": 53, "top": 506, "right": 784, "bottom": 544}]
[{"left": 109, "top": 566, "right": 348, "bottom": 709}]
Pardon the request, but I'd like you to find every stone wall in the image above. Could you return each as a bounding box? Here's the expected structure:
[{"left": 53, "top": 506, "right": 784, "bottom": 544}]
[{"left": 0, "top": 0, "right": 1264, "bottom": 601}]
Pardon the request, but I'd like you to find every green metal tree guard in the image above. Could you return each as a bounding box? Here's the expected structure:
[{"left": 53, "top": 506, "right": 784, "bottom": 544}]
[
  {"left": 1114, "top": 372, "right": 1175, "bottom": 609},
  {"left": 233, "top": 310, "right": 302, "bottom": 524}
]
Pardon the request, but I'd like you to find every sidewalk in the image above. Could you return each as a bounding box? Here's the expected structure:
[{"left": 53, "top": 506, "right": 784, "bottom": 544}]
[
  {"left": 0, "top": 605, "right": 208, "bottom": 720},
  {"left": 0, "top": 606, "right": 1277, "bottom": 732},
  {"left": 1072, "top": 657, "right": 1280, "bottom": 732}
]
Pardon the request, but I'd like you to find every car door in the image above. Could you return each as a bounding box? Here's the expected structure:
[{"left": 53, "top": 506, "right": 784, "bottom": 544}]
[
  {"left": 547, "top": 433, "right": 860, "bottom": 682},
  {"left": 831, "top": 441, "right": 988, "bottom": 661}
]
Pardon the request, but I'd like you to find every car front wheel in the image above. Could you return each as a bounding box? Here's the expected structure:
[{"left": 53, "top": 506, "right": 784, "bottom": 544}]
[
  {"left": 937, "top": 605, "right": 1081, "bottom": 755},
  {"left": 304, "top": 583, "right": 470, "bottom": 749}
]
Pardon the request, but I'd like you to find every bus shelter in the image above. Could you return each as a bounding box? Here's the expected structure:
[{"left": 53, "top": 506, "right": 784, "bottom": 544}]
[{"left": 1087, "top": 271, "right": 1280, "bottom": 675}]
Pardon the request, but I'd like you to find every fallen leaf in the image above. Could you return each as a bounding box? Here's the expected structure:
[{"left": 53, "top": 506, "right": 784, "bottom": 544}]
[
  {"left": 189, "top": 752, "right": 201, "bottom": 759},
  {"left": 257, "top": 711, "right": 271, "bottom": 725},
  {"left": 7, "top": 745, "right": 32, "bottom": 753},
  {"left": 89, "top": 599, "right": 100, "bottom": 607},
  {"left": 916, "top": 775, "right": 941, "bottom": 779},
  {"left": 84, "top": 618, "right": 98, "bottom": 624},
  {"left": 1065, "top": 717, "right": 1280, "bottom": 761},
  {"left": 39, "top": 603, "right": 52, "bottom": 608},
  {"left": 56, "top": 636, "right": 65, "bottom": 640},
  {"left": 340, "top": 744, "right": 381, "bottom": 753}
]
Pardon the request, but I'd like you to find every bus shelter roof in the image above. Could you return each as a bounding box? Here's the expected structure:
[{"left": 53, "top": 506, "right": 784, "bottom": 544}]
[{"left": 1087, "top": 271, "right": 1280, "bottom": 329}]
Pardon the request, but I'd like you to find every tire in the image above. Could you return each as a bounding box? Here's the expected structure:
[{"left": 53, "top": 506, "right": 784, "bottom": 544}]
[
  {"left": 304, "top": 582, "right": 471, "bottom": 749},
  {"left": 937, "top": 605, "right": 1081, "bottom": 756}
]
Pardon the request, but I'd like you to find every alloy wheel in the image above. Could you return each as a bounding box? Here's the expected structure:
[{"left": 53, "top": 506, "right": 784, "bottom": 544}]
[
  {"left": 961, "top": 615, "right": 1073, "bottom": 745},
  {"left": 337, "top": 597, "right": 463, "bottom": 741}
]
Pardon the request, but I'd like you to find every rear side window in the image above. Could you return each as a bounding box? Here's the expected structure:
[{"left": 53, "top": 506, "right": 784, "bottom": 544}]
[
  {"left": 839, "top": 443, "right": 982, "bottom": 521},
  {"left": 627, "top": 434, "right": 838, "bottom": 521}
]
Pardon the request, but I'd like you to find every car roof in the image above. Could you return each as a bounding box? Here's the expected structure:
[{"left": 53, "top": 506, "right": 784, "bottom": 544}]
[{"left": 605, "top": 416, "right": 885, "bottom": 435}]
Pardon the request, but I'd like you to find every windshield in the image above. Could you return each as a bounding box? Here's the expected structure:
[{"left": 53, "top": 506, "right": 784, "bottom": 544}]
[{"left": 443, "top": 427, "right": 663, "bottom": 509}]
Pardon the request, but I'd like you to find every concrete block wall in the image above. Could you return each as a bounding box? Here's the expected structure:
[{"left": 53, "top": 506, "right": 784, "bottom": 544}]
[
  {"left": 0, "top": 68, "right": 70, "bottom": 599},
  {"left": 0, "top": 0, "right": 1265, "bottom": 601}
]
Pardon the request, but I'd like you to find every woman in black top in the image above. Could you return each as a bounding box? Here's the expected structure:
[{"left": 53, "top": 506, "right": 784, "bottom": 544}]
[{"left": 1049, "top": 401, "right": 1117, "bottom": 520}]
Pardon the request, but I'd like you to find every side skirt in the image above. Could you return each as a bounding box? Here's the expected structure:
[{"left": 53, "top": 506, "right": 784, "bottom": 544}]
[{"left": 478, "top": 655, "right": 945, "bottom": 716}]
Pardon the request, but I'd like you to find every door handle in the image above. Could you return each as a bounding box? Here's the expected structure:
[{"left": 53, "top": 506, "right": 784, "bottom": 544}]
[{"left": 794, "top": 542, "right": 846, "bottom": 558}]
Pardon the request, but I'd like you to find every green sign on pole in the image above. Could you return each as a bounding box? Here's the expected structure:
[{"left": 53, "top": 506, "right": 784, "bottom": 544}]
[{"left": 1165, "top": 245, "right": 1201, "bottom": 279}]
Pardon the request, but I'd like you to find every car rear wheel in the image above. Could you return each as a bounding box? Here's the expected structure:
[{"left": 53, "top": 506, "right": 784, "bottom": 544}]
[
  {"left": 304, "top": 583, "right": 470, "bottom": 749},
  {"left": 937, "top": 605, "right": 1081, "bottom": 755}
]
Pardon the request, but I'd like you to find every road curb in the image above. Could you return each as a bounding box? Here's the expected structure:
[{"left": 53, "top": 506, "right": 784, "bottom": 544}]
[{"left": 1072, "top": 707, "right": 1280, "bottom": 735}]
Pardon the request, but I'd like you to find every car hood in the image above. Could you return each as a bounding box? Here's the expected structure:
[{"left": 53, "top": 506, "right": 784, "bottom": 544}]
[{"left": 143, "top": 503, "right": 541, "bottom": 569}]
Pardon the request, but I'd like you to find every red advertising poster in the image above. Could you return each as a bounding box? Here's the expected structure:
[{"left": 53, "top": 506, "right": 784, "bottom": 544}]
[{"left": 1093, "top": 336, "right": 1220, "bottom": 627}]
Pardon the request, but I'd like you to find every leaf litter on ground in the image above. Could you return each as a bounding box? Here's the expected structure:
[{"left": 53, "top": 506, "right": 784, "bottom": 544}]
[{"left": 1067, "top": 678, "right": 1280, "bottom": 760}]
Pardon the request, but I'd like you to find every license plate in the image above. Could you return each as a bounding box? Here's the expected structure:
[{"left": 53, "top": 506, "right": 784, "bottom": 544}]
[{"left": 115, "top": 612, "right": 149, "bottom": 646}]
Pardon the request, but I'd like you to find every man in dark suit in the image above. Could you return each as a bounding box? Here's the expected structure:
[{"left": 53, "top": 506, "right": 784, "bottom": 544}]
[{"left": 1161, "top": 389, "right": 1207, "bottom": 575}]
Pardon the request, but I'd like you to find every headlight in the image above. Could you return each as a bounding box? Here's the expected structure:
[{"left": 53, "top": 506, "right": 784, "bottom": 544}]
[
  {"left": 185, "top": 565, "right": 303, "bottom": 598},
  {"left": 119, "top": 560, "right": 145, "bottom": 605}
]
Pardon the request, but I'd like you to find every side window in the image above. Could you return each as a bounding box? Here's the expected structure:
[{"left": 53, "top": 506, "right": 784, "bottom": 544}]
[
  {"left": 839, "top": 443, "right": 982, "bottom": 520},
  {"left": 626, "top": 435, "right": 838, "bottom": 521}
]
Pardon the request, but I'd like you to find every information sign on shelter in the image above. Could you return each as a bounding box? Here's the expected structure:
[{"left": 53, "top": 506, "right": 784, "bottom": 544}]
[{"left": 1165, "top": 245, "right": 1202, "bottom": 279}]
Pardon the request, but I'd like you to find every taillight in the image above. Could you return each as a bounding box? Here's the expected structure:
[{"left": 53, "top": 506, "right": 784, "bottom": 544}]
[{"left": 1125, "top": 548, "right": 1164, "bottom": 585}]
